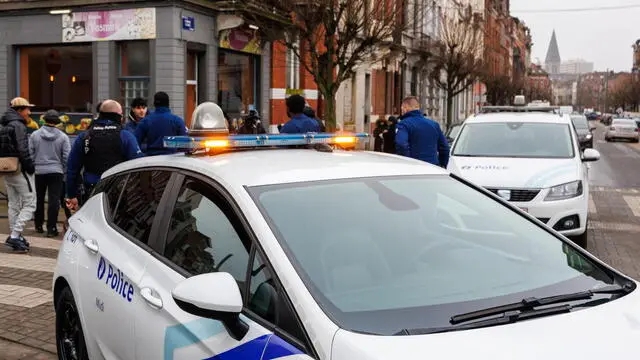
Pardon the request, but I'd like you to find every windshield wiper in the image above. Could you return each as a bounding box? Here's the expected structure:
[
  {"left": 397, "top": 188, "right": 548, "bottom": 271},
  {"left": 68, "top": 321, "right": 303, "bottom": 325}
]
[
  {"left": 449, "top": 283, "right": 633, "bottom": 325},
  {"left": 395, "top": 304, "right": 573, "bottom": 335},
  {"left": 393, "top": 283, "right": 634, "bottom": 336}
]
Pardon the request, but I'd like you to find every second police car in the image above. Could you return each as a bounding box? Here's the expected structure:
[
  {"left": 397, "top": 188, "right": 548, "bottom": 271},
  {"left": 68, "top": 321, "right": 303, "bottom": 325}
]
[
  {"left": 54, "top": 102, "right": 639, "bottom": 360},
  {"left": 447, "top": 97, "right": 599, "bottom": 248}
]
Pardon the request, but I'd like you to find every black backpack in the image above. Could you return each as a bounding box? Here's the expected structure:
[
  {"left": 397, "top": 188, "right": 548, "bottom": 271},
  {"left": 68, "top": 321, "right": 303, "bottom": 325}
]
[{"left": 0, "top": 123, "right": 18, "bottom": 158}]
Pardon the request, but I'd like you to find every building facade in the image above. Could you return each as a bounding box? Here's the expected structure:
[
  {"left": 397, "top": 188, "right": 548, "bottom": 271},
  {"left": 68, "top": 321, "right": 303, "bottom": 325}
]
[
  {"left": 0, "top": 0, "right": 272, "bottom": 132},
  {"left": 559, "top": 59, "right": 594, "bottom": 75}
]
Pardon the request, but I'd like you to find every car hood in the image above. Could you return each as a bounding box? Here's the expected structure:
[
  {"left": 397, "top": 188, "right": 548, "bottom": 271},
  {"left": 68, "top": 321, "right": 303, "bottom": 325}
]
[
  {"left": 332, "top": 288, "right": 640, "bottom": 360},
  {"left": 448, "top": 156, "right": 581, "bottom": 189}
]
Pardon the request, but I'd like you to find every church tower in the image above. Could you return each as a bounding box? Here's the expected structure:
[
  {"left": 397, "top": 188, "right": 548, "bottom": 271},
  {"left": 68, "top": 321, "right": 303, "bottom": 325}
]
[{"left": 545, "top": 30, "right": 561, "bottom": 75}]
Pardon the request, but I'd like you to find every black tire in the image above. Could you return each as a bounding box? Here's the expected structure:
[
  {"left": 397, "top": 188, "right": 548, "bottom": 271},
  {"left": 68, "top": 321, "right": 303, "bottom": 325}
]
[
  {"left": 570, "top": 230, "right": 588, "bottom": 249},
  {"left": 56, "top": 287, "right": 89, "bottom": 360}
]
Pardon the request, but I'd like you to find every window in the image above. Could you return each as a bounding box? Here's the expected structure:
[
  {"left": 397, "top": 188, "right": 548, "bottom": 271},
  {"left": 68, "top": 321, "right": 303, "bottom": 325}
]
[
  {"left": 453, "top": 122, "right": 575, "bottom": 159},
  {"left": 285, "top": 40, "right": 300, "bottom": 90},
  {"left": 248, "top": 175, "right": 617, "bottom": 335},
  {"left": 17, "top": 45, "right": 93, "bottom": 113},
  {"left": 92, "top": 174, "right": 129, "bottom": 217},
  {"left": 112, "top": 171, "right": 171, "bottom": 244},
  {"left": 248, "top": 251, "right": 308, "bottom": 346},
  {"left": 218, "top": 50, "right": 259, "bottom": 123},
  {"left": 162, "top": 179, "right": 250, "bottom": 289},
  {"left": 118, "top": 41, "right": 150, "bottom": 114}
]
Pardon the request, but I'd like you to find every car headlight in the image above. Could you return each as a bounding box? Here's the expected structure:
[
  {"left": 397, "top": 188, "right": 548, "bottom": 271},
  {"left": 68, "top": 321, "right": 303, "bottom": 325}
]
[
  {"left": 585, "top": 134, "right": 592, "bottom": 140},
  {"left": 544, "top": 180, "right": 583, "bottom": 201}
]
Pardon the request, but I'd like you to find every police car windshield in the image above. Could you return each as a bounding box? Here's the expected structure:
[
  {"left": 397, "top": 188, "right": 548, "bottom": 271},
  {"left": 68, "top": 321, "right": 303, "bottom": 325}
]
[
  {"left": 248, "top": 176, "right": 618, "bottom": 335},
  {"left": 453, "top": 122, "right": 575, "bottom": 158}
]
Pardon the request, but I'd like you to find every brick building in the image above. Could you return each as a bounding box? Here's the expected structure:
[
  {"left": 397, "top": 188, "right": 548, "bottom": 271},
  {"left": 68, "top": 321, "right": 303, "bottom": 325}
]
[
  {"left": 484, "top": 0, "right": 511, "bottom": 78},
  {"left": 525, "top": 64, "right": 551, "bottom": 102}
]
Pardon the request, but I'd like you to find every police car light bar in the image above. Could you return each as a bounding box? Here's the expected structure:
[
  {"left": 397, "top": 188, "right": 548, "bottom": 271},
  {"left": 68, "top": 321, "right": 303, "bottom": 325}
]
[{"left": 163, "top": 133, "right": 370, "bottom": 150}]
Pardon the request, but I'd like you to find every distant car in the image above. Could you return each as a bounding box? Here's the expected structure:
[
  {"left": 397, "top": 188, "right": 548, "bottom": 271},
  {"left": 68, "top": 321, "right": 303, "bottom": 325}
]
[
  {"left": 570, "top": 115, "right": 593, "bottom": 149},
  {"left": 445, "top": 123, "right": 463, "bottom": 144},
  {"left": 605, "top": 118, "right": 639, "bottom": 142},
  {"left": 448, "top": 106, "right": 600, "bottom": 248}
]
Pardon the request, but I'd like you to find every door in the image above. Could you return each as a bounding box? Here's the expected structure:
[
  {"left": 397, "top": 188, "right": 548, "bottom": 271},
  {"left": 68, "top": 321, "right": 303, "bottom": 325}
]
[
  {"left": 134, "top": 175, "right": 317, "bottom": 359},
  {"left": 135, "top": 175, "right": 274, "bottom": 359},
  {"left": 75, "top": 170, "right": 172, "bottom": 359}
]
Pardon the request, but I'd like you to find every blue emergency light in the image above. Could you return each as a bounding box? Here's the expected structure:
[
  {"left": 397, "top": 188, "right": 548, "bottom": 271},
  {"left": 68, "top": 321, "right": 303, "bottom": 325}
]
[{"left": 163, "top": 133, "right": 370, "bottom": 151}]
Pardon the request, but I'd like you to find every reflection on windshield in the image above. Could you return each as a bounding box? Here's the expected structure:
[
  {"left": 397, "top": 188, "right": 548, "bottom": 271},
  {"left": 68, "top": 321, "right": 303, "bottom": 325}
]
[
  {"left": 249, "top": 176, "right": 615, "bottom": 335},
  {"left": 453, "top": 122, "right": 574, "bottom": 158}
]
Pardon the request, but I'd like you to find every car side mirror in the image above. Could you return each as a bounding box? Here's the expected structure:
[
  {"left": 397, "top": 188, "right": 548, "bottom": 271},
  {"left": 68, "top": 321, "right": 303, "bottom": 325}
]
[
  {"left": 172, "top": 272, "right": 248, "bottom": 341},
  {"left": 582, "top": 148, "right": 600, "bottom": 162}
]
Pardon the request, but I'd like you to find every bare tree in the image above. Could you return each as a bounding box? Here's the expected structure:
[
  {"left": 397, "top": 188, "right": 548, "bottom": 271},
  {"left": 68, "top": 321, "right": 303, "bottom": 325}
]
[
  {"left": 428, "top": 2, "right": 484, "bottom": 128},
  {"left": 231, "top": 0, "right": 407, "bottom": 130},
  {"left": 481, "top": 71, "right": 524, "bottom": 105}
]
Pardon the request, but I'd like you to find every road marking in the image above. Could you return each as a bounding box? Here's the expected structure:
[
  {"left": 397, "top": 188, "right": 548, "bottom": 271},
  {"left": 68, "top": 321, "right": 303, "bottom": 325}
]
[
  {"left": 623, "top": 196, "right": 640, "bottom": 217},
  {"left": 0, "top": 285, "right": 52, "bottom": 308},
  {"left": 0, "top": 253, "right": 56, "bottom": 273},
  {"left": 0, "top": 233, "right": 61, "bottom": 250},
  {"left": 589, "top": 220, "right": 640, "bottom": 232}
]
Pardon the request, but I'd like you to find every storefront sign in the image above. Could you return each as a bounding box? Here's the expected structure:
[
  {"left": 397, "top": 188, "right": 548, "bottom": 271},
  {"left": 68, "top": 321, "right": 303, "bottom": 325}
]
[
  {"left": 62, "top": 8, "right": 156, "bottom": 43},
  {"left": 219, "top": 26, "right": 261, "bottom": 55},
  {"left": 182, "top": 16, "right": 195, "bottom": 31},
  {"left": 285, "top": 88, "right": 304, "bottom": 96}
]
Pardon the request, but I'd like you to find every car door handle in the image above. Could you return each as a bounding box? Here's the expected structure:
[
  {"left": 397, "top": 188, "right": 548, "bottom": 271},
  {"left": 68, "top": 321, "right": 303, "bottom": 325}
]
[
  {"left": 83, "top": 239, "right": 99, "bottom": 254},
  {"left": 140, "top": 288, "right": 163, "bottom": 308}
]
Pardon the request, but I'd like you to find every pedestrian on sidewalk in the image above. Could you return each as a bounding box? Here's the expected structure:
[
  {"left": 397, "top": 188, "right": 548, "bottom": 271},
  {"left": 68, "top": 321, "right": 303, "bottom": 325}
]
[
  {"left": 66, "top": 99, "right": 143, "bottom": 211},
  {"left": 134, "top": 92, "right": 187, "bottom": 156},
  {"left": 373, "top": 118, "right": 388, "bottom": 152},
  {"left": 382, "top": 116, "right": 398, "bottom": 154},
  {"left": 395, "top": 96, "right": 450, "bottom": 167},
  {"left": 29, "top": 109, "right": 71, "bottom": 237},
  {"left": 0, "top": 97, "right": 37, "bottom": 252}
]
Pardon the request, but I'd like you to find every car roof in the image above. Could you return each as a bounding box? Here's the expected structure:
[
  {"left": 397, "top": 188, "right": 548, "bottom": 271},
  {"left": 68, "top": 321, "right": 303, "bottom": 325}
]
[
  {"left": 103, "top": 149, "right": 449, "bottom": 187},
  {"left": 464, "top": 112, "right": 571, "bottom": 124}
]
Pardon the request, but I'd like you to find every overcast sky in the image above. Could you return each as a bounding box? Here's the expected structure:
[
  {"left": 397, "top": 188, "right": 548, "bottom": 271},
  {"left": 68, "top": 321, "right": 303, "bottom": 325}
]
[{"left": 510, "top": 0, "right": 640, "bottom": 72}]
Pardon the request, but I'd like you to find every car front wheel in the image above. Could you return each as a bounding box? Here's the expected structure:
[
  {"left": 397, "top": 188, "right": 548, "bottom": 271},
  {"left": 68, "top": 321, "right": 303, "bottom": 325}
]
[{"left": 56, "top": 287, "right": 89, "bottom": 360}]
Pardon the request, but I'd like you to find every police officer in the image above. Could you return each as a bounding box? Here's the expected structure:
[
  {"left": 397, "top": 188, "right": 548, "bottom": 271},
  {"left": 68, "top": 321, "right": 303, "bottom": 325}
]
[
  {"left": 395, "top": 96, "right": 450, "bottom": 167},
  {"left": 280, "top": 95, "right": 320, "bottom": 134},
  {"left": 65, "top": 99, "right": 143, "bottom": 211}
]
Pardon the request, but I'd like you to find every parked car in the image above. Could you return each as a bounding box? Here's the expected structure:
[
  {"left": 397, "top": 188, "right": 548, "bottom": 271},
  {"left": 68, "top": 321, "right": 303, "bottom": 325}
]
[
  {"left": 605, "top": 118, "right": 639, "bottom": 142},
  {"left": 570, "top": 114, "right": 593, "bottom": 149},
  {"left": 445, "top": 123, "right": 463, "bottom": 144},
  {"left": 448, "top": 105, "right": 600, "bottom": 248}
]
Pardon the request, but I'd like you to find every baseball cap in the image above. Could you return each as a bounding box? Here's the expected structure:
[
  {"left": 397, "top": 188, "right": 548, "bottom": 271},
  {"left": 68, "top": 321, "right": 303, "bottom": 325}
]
[
  {"left": 10, "top": 97, "right": 35, "bottom": 108},
  {"left": 43, "top": 109, "right": 61, "bottom": 124}
]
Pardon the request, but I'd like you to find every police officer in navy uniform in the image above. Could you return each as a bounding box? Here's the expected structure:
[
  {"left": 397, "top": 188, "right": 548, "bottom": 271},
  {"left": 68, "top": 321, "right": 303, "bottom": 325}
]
[{"left": 65, "top": 99, "right": 143, "bottom": 211}]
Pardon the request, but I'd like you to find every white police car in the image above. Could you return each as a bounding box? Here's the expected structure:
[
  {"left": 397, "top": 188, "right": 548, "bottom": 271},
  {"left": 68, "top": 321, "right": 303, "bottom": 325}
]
[
  {"left": 53, "top": 103, "right": 637, "bottom": 360},
  {"left": 447, "top": 103, "right": 600, "bottom": 248}
]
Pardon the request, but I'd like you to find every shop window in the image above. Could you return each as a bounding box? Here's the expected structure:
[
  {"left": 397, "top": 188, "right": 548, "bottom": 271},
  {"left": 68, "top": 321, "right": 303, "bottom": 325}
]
[
  {"left": 118, "top": 41, "right": 150, "bottom": 113},
  {"left": 17, "top": 45, "right": 93, "bottom": 113},
  {"left": 218, "top": 49, "right": 259, "bottom": 125},
  {"left": 285, "top": 40, "right": 300, "bottom": 90}
]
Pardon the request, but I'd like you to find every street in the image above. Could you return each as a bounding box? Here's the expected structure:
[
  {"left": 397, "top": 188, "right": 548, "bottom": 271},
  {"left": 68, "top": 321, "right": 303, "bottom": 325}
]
[{"left": 0, "top": 122, "right": 639, "bottom": 358}]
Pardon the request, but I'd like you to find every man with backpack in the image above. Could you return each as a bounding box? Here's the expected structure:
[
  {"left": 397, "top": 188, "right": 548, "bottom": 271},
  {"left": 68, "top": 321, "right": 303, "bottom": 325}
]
[{"left": 0, "top": 97, "right": 37, "bottom": 252}]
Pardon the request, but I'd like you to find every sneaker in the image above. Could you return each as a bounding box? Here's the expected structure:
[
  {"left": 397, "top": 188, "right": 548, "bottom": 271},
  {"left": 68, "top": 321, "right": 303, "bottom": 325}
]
[
  {"left": 47, "top": 229, "right": 59, "bottom": 238},
  {"left": 17, "top": 235, "right": 30, "bottom": 247},
  {"left": 5, "top": 236, "right": 29, "bottom": 252},
  {"left": 35, "top": 226, "right": 44, "bottom": 234}
]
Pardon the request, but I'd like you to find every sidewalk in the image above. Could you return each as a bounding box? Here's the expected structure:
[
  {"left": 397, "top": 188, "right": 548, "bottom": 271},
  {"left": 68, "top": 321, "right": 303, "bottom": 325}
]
[{"left": 0, "top": 202, "right": 62, "bottom": 356}]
